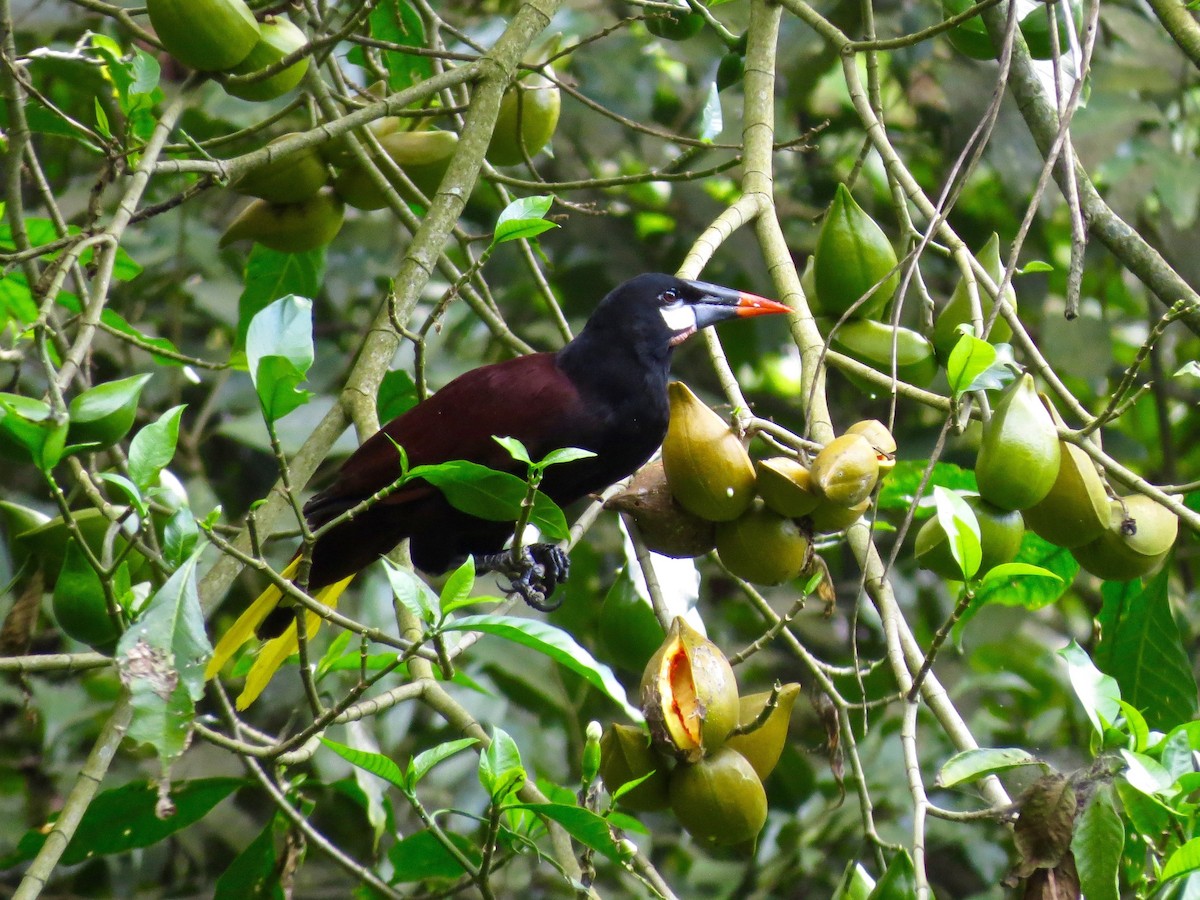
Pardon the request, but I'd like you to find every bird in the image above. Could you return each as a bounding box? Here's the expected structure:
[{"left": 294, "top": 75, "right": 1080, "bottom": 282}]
[{"left": 206, "top": 273, "right": 789, "bottom": 706}]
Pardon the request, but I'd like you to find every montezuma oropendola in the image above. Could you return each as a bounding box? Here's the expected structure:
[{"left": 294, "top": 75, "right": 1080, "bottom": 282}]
[{"left": 207, "top": 273, "right": 789, "bottom": 706}]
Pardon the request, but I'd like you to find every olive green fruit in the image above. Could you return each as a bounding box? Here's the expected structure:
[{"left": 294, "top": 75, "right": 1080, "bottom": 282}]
[
  {"left": 220, "top": 190, "right": 344, "bottom": 253},
  {"left": 599, "top": 724, "right": 671, "bottom": 811},
  {"left": 811, "top": 433, "right": 880, "bottom": 507},
  {"left": 830, "top": 319, "right": 938, "bottom": 389},
  {"left": 662, "top": 382, "right": 756, "bottom": 522},
  {"left": 52, "top": 539, "right": 120, "bottom": 653},
  {"left": 933, "top": 234, "right": 1016, "bottom": 364},
  {"left": 16, "top": 507, "right": 146, "bottom": 587},
  {"left": 975, "top": 373, "right": 1061, "bottom": 510},
  {"left": 231, "top": 135, "right": 328, "bottom": 203},
  {"left": 724, "top": 683, "right": 802, "bottom": 781},
  {"left": 813, "top": 184, "right": 898, "bottom": 319},
  {"left": 645, "top": 4, "right": 706, "bottom": 41},
  {"left": 224, "top": 16, "right": 308, "bottom": 102},
  {"left": 333, "top": 130, "right": 459, "bottom": 211},
  {"left": 1021, "top": 396, "right": 1108, "bottom": 548},
  {"left": 605, "top": 460, "right": 716, "bottom": 558},
  {"left": 669, "top": 746, "right": 768, "bottom": 845},
  {"left": 67, "top": 374, "right": 152, "bottom": 451},
  {"left": 809, "top": 496, "right": 870, "bottom": 533},
  {"left": 942, "top": 0, "right": 997, "bottom": 59},
  {"left": 914, "top": 495, "right": 1024, "bottom": 580},
  {"left": 486, "top": 75, "right": 561, "bottom": 167},
  {"left": 716, "top": 502, "right": 811, "bottom": 585},
  {"left": 321, "top": 116, "right": 405, "bottom": 167},
  {"left": 755, "top": 457, "right": 820, "bottom": 518},
  {"left": 846, "top": 419, "right": 897, "bottom": 477},
  {"left": 1071, "top": 494, "right": 1179, "bottom": 581},
  {"left": 147, "top": 0, "right": 259, "bottom": 72},
  {"left": 716, "top": 52, "right": 745, "bottom": 91},
  {"left": 641, "top": 617, "right": 739, "bottom": 763},
  {"left": 1019, "top": 5, "right": 1077, "bottom": 60}
]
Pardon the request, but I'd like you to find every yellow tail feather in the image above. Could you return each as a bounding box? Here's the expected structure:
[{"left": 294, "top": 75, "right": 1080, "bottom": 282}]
[
  {"left": 235, "top": 574, "right": 354, "bottom": 709},
  {"left": 205, "top": 557, "right": 304, "bottom": 681}
]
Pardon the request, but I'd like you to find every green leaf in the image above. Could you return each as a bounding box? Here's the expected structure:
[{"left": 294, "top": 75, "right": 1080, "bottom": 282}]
[
  {"left": 507, "top": 802, "right": 623, "bottom": 862},
  {"left": 493, "top": 434, "right": 532, "bottom": 465},
  {"left": 956, "top": 532, "right": 1076, "bottom": 636},
  {"left": 438, "top": 556, "right": 476, "bottom": 612},
  {"left": 1020, "top": 259, "right": 1054, "bottom": 274},
  {"left": 162, "top": 507, "right": 198, "bottom": 568},
  {"left": 118, "top": 551, "right": 211, "bottom": 764},
  {"left": 698, "top": 81, "right": 723, "bottom": 141},
  {"left": 936, "top": 747, "right": 1046, "bottom": 788},
  {"left": 1093, "top": 569, "right": 1198, "bottom": 731},
  {"left": 1120, "top": 749, "right": 1175, "bottom": 795},
  {"left": 376, "top": 368, "right": 418, "bottom": 422},
  {"left": 409, "top": 737, "right": 479, "bottom": 786},
  {"left": 1060, "top": 641, "right": 1121, "bottom": 735},
  {"left": 57, "top": 293, "right": 178, "bottom": 362},
  {"left": 320, "top": 737, "right": 407, "bottom": 791},
  {"left": 236, "top": 245, "right": 325, "bottom": 352},
  {"left": 876, "top": 460, "right": 976, "bottom": 511},
  {"left": 442, "top": 615, "right": 641, "bottom": 720},
  {"left": 1071, "top": 783, "right": 1122, "bottom": 900},
  {"left": 388, "top": 829, "right": 480, "bottom": 883},
  {"left": 368, "top": 0, "right": 433, "bottom": 91},
  {"left": 246, "top": 295, "right": 314, "bottom": 423},
  {"left": 492, "top": 195, "right": 558, "bottom": 246},
  {"left": 215, "top": 815, "right": 283, "bottom": 900},
  {"left": 933, "top": 486, "right": 981, "bottom": 580},
  {"left": 67, "top": 373, "right": 151, "bottom": 451},
  {"left": 97, "top": 472, "right": 148, "bottom": 518},
  {"left": 945, "top": 329, "right": 996, "bottom": 397},
  {"left": 2, "top": 778, "right": 243, "bottom": 868},
  {"left": 479, "top": 726, "right": 525, "bottom": 801},
  {"left": 833, "top": 862, "right": 877, "bottom": 900},
  {"left": 382, "top": 559, "right": 439, "bottom": 624},
  {"left": 867, "top": 849, "right": 916, "bottom": 899},
  {"left": 1163, "top": 838, "right": 1200, "bottom": 884},
  {"left": 128, "top": 49, "right": 160, "bottom": 96},
  {"left": 979, "top": 561, "right": 1062, "bottom": 583},
  {"left": 0, "top": 392, "right": 68, "bottom": 470},
  {"left": 408, "top": 459, "right": 569, "bottom": 540},
  {"left": 538, "top": 446, "right": 598, "bottom": 468},
  {"left": 52, "top": 537, "right": 119, "bottom": 651},
  {"left": 0, "top": 270, "right": 38, "bottom": 325},
  {"left": 127, "top": 404, "right": 185, "bottom": 491}
]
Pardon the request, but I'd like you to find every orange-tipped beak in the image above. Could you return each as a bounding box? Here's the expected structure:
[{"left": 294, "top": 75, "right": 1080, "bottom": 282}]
[{"left": 734, "top": 293, "right": 792, "bottom": 318}]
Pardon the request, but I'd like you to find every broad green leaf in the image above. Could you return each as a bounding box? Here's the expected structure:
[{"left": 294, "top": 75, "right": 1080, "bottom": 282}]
[
  {"left": 876, "top": 460, "right": 976, "bottom": 511},
  {"left": 1114, "top": 777, "right": 1170, "bottom": 836},
  {"left": 956, "top": 531, "right": 1076, "bottom": 636},
  {"left": 539, "top": 446, "right": 597, "bottom": 468},
  {"left": 320, "top": 737, "right": 407, "bottom": 791},
  {"left": 868, "top": 849, "right": 916, "bottom": 899},
  {"left": 382, "top": 559, "right": 439, "bottom": 624},
  {"left": 0, "top": 270, "right": 38, "bottom": 324},
  {"left": 1060, "top": 641, "right": 1121, "bottom": 735},
  {"left": 0, "top": 392, "right": 68, "bottom": 470},
  {"left": 1120, "top": 749, "right": 1174, "bottom": 795},
  {"left": 162, "top": 506, "right": 198, "bottom": 568},
  {"left": 945, "top": 329, "right": 995, "bottom": 397},
  {"left": 118, "top": 551, "right": 210, "bottom": 764},
  {"left": 368, "top": 0, "right": 433, "bottom": 91},
  {"left": 507, "top": 802, "right": 622, "bottom": 862},
  {"left": 246, "top": 296, "right": 314, "bottom": 423},
  {"left": 1072, "top": 783, "right": 1122, "bottom": 900},
  {"left": 493, "top": 434, "right": 532, "bottom": 465},
  {"left": 66, "top": 373, "right": 151, "bottom": 451},
  {"left": 933, "top": 486, "right": 981, "bottom": 580},
  {"left": 443, "top": 615, "right": 641, "bottom": 720},
  {"left": 236, "top": 245, "right": 325, "bottom": 351},
  {"left": 2, "top": 778, "right": 243, "bottom": 868},
  {"left": 409, "top": 460, "right": 569, "bottom": 540},
  {"left": 1163, "top": 839, "right": 1200, "bottom": 884},
  {"left": 479, "top": 726, "right": 525, "bottom": 801},
  {"left": 214, "top": 815, "right": 283, "bottom": 900},
  {"left": 409, "top": 737, "right": 479, "bottom": 786},
  {"left": 128, "top": 404, "right": 185, "bottom": 491},
  {"left": 97, "top": 472, "right": 147, "bottom": 518},
  {"left": 388, "top": 829, "right": 480, "bottom": 883},
  {"left": 1117, "top": 700, "right": 1151, "bottom": 753},
  {"left": 438, "top": 556, "right": 476, "bottom": 611},
  {"left": 492, "top": 196, "right": 558, "bottom": 245},
  {"left": 1093, "top": 569, "right": 1198, "bottom": 731},
  {"left": 376, "top": 368, "right": 418, "bottom": 422},
  {"left": 936, "top": 747, "right": 1045, "bottom": 788}
]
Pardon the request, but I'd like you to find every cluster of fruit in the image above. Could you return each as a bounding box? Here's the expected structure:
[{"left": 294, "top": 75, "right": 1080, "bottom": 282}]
[
  {"left": 600, "top": 618, "right": 800, "bottom": 845},
  {"left": 922, "top": 373, "right": 1180, "bottom": 582},
  {"left": 608, "top": 382, "right": 894, "bottom": 585}
]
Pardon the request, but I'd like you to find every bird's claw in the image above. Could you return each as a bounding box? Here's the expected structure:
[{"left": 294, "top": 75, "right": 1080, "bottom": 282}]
[{"left": 484, "top": 543, "right": 570, "bottom": 612}]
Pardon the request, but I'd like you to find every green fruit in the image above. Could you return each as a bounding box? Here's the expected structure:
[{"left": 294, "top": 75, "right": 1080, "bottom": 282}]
[
  {"left": 147, "top": 0, "right": 260, "bottom": 72},
  {"left": 321, "top": 116, "right": 406, "bottom": 167},
  {"left": 846, "top": 419, "right": 897, "bottom": 477},
  {"left": 811, "top": 433, "right": 880, "bottom": 507},
  {"left": 830, "top": 318, "right": 938, "bottom": 389},
  {"left": 933, "top": 233, "right": 1016, "bottom": 364},
  {"left": 599, "top": 724, "right": 672, "bottom": 811},
  {"left": 16, "top": 507, "right": 146, "bottom": 586},
  {"left": 645, "top": 4, "right": 705, "bottom": 41},
  {"left": 1021, "top": 396, "right": 1109, "bottom": 548},
  {"left": 662, "top": 382, "right": 756, "bottom": 522},
  {"left": 224, "top": 17, "right": 308, "bottom": 102},
  {"left": 486, "top": 75, "right": 561, "bottom": 167},
  {"left": 641, "top": 617, "right": 739, "bottom": 763},
  {"left": 942, "top": 0, "right": 996, "bottom": 59},
  {"left": 914, "top": 495, "right": 1024, "bottom": 580},
  {"left": 1071, "top": 494, "right": 1179, "bottom": 581},
  {"left": 605, "top": 460, "right": 716, "bottom": 558},
  {"left": 52, "top": 539, "right": 120, "bottom": 653},
  {"left": 232, "top": 134, "right": 328, "bottom": 203},
  {"left": 975, "top": 373, "right": 1061, "bottom": 510},
  {"left": 724, "top": 683, "right": 802, "bottom": 781},
  {"left": 808, "top": 497, "right": 870, "bottom": 533},
  {"left": 333, "top": 130, "right": 459, "bottom": 210},
  {"left": 716, "top": 502, "right": 811, "bottom": 585},
  {"left": 67, "top": 374, "right": 152, "bottom": 451},
  {"left": 813, "top": 184, "right": 898, "bottom": 319},
  {"left": 756, "top": 457, "right": 820, "bottom": 518},
  {"left": 220, "top": 189, "right": 344, "bottom": 253},
  {"left": 716, "top": 52, "right": 745, "bottom": 91},
  {"left": 1019, "top": 5, "right": 1076, "bottom": 60},
  {"left": 669, "top": 747, "right": 767, "bottom": 845}
]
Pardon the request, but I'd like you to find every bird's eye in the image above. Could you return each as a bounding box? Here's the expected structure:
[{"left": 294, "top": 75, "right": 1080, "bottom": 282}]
[{"left": 659, "top": 289, "right": 679, "bottom": 305}]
